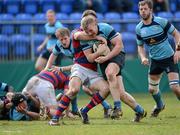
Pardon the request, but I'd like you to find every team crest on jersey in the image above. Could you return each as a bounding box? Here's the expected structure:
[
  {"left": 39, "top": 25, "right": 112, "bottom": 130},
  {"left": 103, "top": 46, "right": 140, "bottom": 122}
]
[{"left": 150, "top": 38, "right": 156, "bottom": 44}]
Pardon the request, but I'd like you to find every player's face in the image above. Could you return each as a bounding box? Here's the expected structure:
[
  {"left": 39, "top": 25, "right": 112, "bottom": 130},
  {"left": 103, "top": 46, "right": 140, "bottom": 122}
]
[
  {"left": 58, "top": 35, "right": 70, "bottom": 48},
  {"left": 139, "top": 4, "right": 152, "bottom": 20},
  {"left": 46, "top": 12, "right": 56, "bottom": 25},
  {"left": 85, "top": 22, "right": 98, "bottom": 36}
]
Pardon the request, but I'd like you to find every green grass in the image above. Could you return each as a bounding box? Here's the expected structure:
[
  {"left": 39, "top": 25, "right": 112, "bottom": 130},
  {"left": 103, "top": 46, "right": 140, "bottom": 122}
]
[{"left": 0, "top": 93, "right": 179, "bottom": 135}]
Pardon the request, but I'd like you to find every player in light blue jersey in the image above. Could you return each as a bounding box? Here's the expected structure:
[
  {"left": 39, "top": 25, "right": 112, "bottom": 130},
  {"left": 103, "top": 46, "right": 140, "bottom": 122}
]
[
  {"left": 136, "top": 0, "right": 180, "bottom": 117},
  {"left": 35, "top": 10, "right": 64, "bottom": 71},
  {"left": 76, "top": 11, "right": 146, "bottom": 122}
]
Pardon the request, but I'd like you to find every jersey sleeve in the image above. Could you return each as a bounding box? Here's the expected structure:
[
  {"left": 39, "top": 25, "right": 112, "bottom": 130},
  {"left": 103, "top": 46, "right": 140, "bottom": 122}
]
[
  {"left": 52, "top": 41, "right": 61, "bottom": 56},
  {"left": 135, "top": 25, "right": 144, "bottom": 46},
  {"left": 159, "top": 18, "right": 175, "bottom": 34},
  {"left": 104, "top": 24, "right": 119, "bottom": 40}
]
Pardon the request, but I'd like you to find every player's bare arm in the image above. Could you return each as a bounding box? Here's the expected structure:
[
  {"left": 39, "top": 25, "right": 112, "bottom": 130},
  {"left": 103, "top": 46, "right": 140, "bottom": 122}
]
[
  {"left": 45, "top": 53, "right": 58, "bottom": 70},
  {"left": 172, "top": 29, "right": 180, "bottom": 63},
  {"left": 74, "top": 31, "right": 107, "bottom": 44},
  {"left": 137, "top": 45, "right": 149, "bottom": 65}
]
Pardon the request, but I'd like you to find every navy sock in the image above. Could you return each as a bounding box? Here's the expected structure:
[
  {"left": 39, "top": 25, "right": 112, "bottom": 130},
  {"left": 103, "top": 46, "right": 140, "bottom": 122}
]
[
  {"left": 101, "top": 100, "right": 110, "bottom": 109},
  {"left": 114, "top": 101, "right": 121, "bottom": 110},
  {"left": 134, "top": 104, "right": 144, "bottom": 114},
  {"left": 152, "top": 92, "right": 164, "bottom": 109}
]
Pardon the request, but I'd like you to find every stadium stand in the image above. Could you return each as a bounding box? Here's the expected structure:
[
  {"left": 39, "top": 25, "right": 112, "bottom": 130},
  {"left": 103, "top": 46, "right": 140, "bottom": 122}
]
[
  {"left": 104, "top": 12, "right": 121, "bottom": 32},
  {"left": 32, "top": 34, "right": 46, "bottom": 56},
  {"left": 121, "top": 32, "right": 137, "bottom": 54},
  {"left": 4, "top": 0, "right": 21, "bottom": 15},
  {"left": 0, "top": 14, "right": 15, "bottom": 35},
  {"left": 10, "top": 34, "right": 30, "bottom": 58},
  {"left": 22, "top": 0, "right": 39, "bottom": 15},
  {"left": 16, "top": 14, "right": 33, "bottom": 35},
  {"left": 0, "top": 35, "right": 9, "bottom": 58},
  {"left": 122, "top": 12, "right": 139, "bottom": 33}
]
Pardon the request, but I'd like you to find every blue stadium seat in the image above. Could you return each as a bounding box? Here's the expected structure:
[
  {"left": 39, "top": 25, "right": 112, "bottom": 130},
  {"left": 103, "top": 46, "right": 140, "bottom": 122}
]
[
  {"left": 0, "top": 14, "right": 15, "bottom": 35},
  {"left": 32, "top": 34, "right": 46, "bottom": 56},
  {"left": 56, "top": 13, "right": 69, "bottom": 20},
  {"left": 157, "top": 12, "right": 174, "bottom": 20},
  {"left": 104, "top": 12, "right": 121, "bottom": 32},
  {"left": 0, "top": 35, "right": 9, "bottom": 57},
  {"left": 4, "top": 0, "right": 21, "bottom": 15},
  {"left": 10, "top": 34, "right": 30, "bottom": 57},
  {"left": 59, "top": 3, "right": 73, "bottom": 14},
  {"left": 122, "top": 12, "right": 139, "bottom": 33},
  {"left": 16, "top": 14, "right": 33, "bottom": 35},
  {"left": 40, "top": 0, "right": 56, "bottom": 13},
  {"left": 56, "top": 13, "right": 69, "bottom": 27},
  {"left": 69, "top": 12, "right": 82, "bottom": 29},
  {"left": 174, "top": 11, "right": 180, "bottom": 31},
  {"left": 33, "top": 13, "right": 46, "bottom": 34},
  {"left": 96, "top": 13, "right": 104, "bottom": 22},
  {"left": 22, "top": 0, "right": 39, "bottom": 15},
  {"left": 121, "top": 32, "right": 137, "bottom": 54}
]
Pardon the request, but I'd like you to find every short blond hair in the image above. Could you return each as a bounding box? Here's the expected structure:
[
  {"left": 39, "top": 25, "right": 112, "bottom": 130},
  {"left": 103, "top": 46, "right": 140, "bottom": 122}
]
[
  {"left": 81, "top": 15, "right": 96, "bottom": 31},
  {"left": 46, "top": 9, "right": 56, "bottom": 15},
  {"left": 56, "top": 28, "right": 70, "bottom": 37},
  {"left": 81, "top": 10, "right": 97, "bottom": 18}
]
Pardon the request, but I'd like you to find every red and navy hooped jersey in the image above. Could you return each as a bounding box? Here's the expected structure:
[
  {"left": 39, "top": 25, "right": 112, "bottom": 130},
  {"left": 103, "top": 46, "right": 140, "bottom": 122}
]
[
  {"left": 71, "top": 29, "right": 97, "bottom": 71},
  {"left": 37, "top": 70, "right": 69, "bottom": 90}
]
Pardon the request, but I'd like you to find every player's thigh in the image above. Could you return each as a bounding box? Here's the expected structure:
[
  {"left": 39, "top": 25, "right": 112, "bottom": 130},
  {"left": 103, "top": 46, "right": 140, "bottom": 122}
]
[
  {"left": 149, "top": 74, "right": 162, "bottom": 81},
  {"left": 167, "top": 72, "right": 179, "bottom": 81}
]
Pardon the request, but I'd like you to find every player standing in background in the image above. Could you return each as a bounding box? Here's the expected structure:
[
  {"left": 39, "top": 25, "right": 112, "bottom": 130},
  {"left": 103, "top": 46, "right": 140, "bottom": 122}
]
[
  {"left": 136, "top": 0, "right": 180, "bottom": 117},
  {"left": 35, "top": 9, "right": 64, "bottom": 71},
  {"left": 76, "top": 11, "right": 146, "bottom": 122}
]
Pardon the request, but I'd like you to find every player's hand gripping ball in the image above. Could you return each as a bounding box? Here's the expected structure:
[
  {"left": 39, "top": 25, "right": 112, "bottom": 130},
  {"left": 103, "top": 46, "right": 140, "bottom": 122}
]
[{"left": 92, "top": 42, "right": 110, "bottom": 56}]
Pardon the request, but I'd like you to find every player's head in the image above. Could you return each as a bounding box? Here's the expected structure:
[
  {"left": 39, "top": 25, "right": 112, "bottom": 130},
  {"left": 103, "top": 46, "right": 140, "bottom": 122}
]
[
  {"left": 11, "top": 93, "right": 27, "bottom": 108},
  {"left": 81, "top": 15, "right": 98, "bottom": 36},
  {"left": 46, "top": 9, "right": 56, "bottom": 25},
  {"left": 82, "top": 10, "right": 97, "bottom": 19},
  {"left": 138, "top": 0, "right": 153, "bottom": 20},
  {"left": 56, "top": 28, "right": 71, "bottom": 48}
]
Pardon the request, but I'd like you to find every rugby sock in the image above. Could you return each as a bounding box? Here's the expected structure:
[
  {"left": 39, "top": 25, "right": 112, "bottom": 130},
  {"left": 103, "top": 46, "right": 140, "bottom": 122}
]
[
  {"left": 82, "top": 92, "right": 104, "bottom": 113},
  {"left": 101, "top": 100, "right": 110, "bottom": 109},
  {"left": 71, "top": 97, "right": 78, "bottom": 113},
  {"left": 53, "top": 95, "right": 71, "bottom": 120},
  {"left": 134, "top": 104, "right": 144, "bottom": 114},
  {"left": 152, "top": 92, "right": 164, "bottom": 109},
  {"left": 114, "top": 101, "right": 121, "bottom": 110}
]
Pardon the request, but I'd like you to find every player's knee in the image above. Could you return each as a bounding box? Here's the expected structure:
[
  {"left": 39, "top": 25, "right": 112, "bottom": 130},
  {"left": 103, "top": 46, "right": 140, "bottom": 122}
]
[
  {"left": 169, "top": 80, "right": 180, "bottom": 92},
  {"left": 148, "top": 77, "right": 160, "bottom": 94},
  {"left": 105, "top": 70, "right": 116, "bottom": 82},
  {"left": 170, "top": 84, "right": 179, "bottom": 93},
  {"left": 67, "top": 88, "right": 79, "bottom": 97}
]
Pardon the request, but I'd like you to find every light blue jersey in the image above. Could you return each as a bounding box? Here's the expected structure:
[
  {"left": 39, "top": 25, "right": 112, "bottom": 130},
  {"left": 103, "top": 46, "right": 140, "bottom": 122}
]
[
  {"left": 136, "top": 16, "right": 175, "bottom": 60},
  {"left": 52, "top": 39, "right": 74, "bottom": 58},
  {"left": 45, "top": 21, "right": 63, "bottom": 49},
  {"left": 81, "top": 23, "right": 124, "bottom": 52}
]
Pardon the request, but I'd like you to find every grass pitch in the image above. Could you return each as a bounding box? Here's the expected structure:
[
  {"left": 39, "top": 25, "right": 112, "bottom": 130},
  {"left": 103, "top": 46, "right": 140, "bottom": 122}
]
[{"left": 0, "top": 93, "right": 179, "bottom": 135}]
